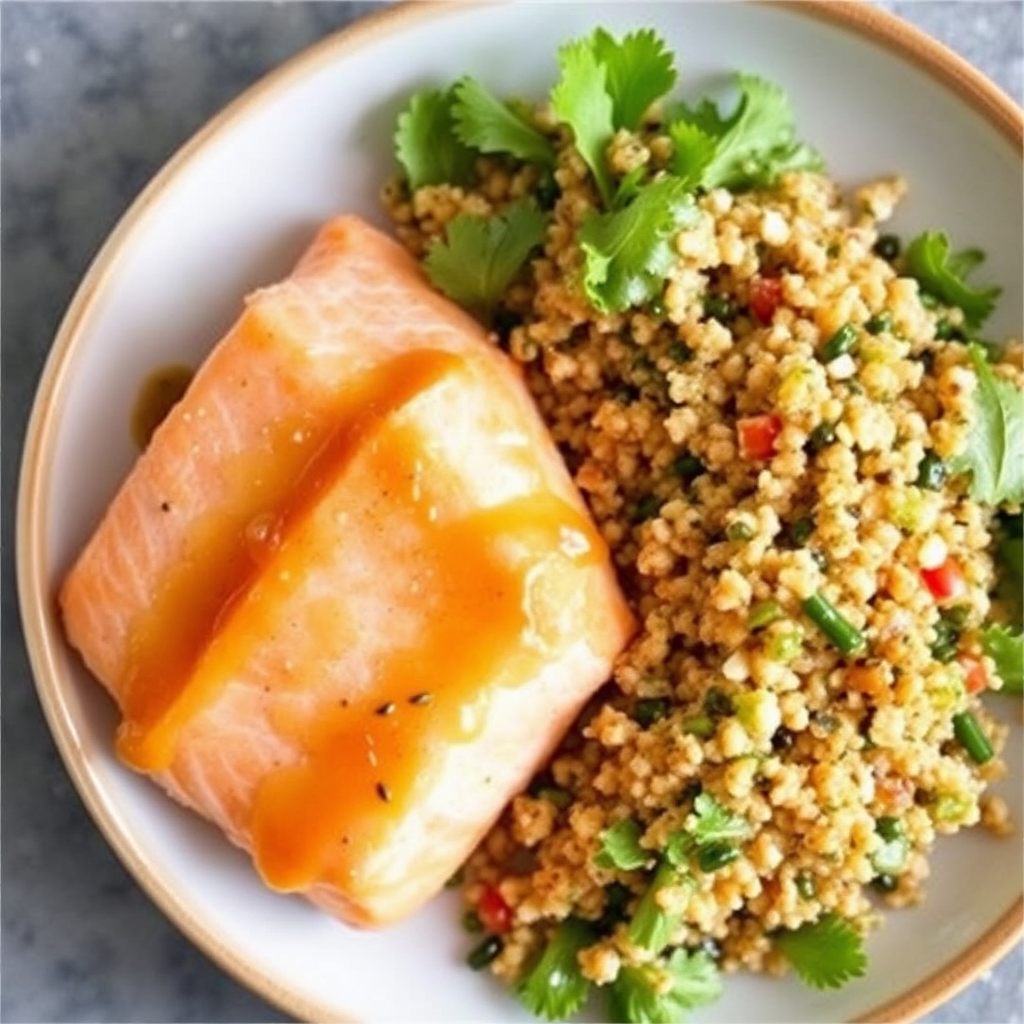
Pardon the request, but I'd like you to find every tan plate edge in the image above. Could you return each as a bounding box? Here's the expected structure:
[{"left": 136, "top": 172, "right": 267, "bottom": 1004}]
[{"left": 15, "top": 3, "right": 1023, "bottom": 1024}]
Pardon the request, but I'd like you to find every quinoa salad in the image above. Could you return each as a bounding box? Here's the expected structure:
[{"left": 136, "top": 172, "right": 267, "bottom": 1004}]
[{"left": 383, "top": 28, "right": 1023, "bottom": 1022}]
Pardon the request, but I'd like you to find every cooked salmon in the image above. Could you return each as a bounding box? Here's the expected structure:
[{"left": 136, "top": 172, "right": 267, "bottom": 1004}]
[{"left": 59, "top": 215, "right": 635, "bottom": 927}]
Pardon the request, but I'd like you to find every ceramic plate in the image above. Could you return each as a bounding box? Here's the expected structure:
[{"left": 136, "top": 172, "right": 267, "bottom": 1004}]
[{"left": 17, "top": 2, "right": 1023, "bottom": 1021}]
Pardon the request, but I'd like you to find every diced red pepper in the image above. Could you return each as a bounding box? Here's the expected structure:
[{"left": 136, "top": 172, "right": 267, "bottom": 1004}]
[
  {"left": 738, "top": 414, "right": 783, "bottom": 461},
  {"left": 749, "top": 275, "right": 783, "bottom": 325},
  {"left": 477, "top": 885, "right": 512, "bottom": 934},
  {"left": 920, "top": 557, "right": 968, "bottom": 602},
  {"left": 957, "top": 653, "right": 988, "bottom": 695}
]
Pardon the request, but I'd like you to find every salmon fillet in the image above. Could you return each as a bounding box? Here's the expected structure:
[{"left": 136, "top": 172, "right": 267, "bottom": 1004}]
[{"left": 60, "top": 215, "right": 634, "bottom": 927}]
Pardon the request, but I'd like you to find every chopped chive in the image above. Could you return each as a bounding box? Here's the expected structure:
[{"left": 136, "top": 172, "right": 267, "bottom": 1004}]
[
  {"left": 915, "top": 452, "right": 947, "bottom": 491},
  {"left": 795, "top": 872, "right": 816, "bottom": 899},
  {"left": 726, "top": 521, "right": 755, "bottom": 541},
  {"left": 748, "top": 599, "right": 784, "bottom": 629},
  {"left": 697, "top": 842, "right": 739, "bottom": 873},
  {"left": 807, "top": 421, "right": 837, "bottom": 452},
  {"left": 631, "top": 494, "right": 663, "bottom": 524},
  {"left": 873, "top": 234, "right": 901, "bottom": 261},
  {"left": 672, "top": 453, "right": 704, "bottom": 480},
  {"left": 875, "top": 816, "right": 904, "bottom": 842},
  {"left": 821, "top": 323, "right": 857, "bottom": 362},
  {"left": 865, "top": 311, "right": 894, "bottom": 335},
  {"left": 801, "top": 593, "right": 866, "bottom": 655},
  {"left": 467, "top": 935, "right": 504, "bottom": 970},
  {"left": 789, "top": 515, "right": 815, "bottom": 546},
  {"left": 703, "top": 294, "right": 734, "bottom": 322},
  {"left": 681, "top": 714, "right": 715, "bottom": 738},
  {"left": 952, "top": 711, "right": 994, "bottom": 764},
  {"left": 634, "top": 698, "right": 669, "bottom": 728}
]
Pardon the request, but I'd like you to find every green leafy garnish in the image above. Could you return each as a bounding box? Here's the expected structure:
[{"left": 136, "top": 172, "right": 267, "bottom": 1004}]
[
  {"left": 628, "top": 859, "right": 689, "bottom": 954},
  {"left": 451, "top": 77, "right": 555, "bottom": 166},
  {"left": 949, "top": 345, "right": 1024, "bottom": 505},
  {"left": 689, "top": 792, "right": 753, "bottom": 846},
  {"left": 983, "top": 626, "right": 1023, "bottom": 695},
  {"left": 590, "top": 27, "right": 678, "bottom": 131},
  {"left": 595, "top": 818, "right": 649, "bottom": 870},
  {"left": 394, "top": 87, "right": 476, "bottom": 190},
  {"left": 773, "top": 913, "right": 867, "bottom": 990},
  {"left": 994, "top": 513, "right": 1024, "bottom": 625},
  {"left": 669, "top": 73, "right": 824, "bottom": 191},
  {"left": 423, "top": 199, "right": 547, "bottom": 316},
  {"left": 550, "top": 38, "right": 616, "bottom": 205},
  {"left": 607, "top": 949, "right": 722, "bottom": 1024},
  {"left": 903, "top": 231, "right": 1002, "bottom": 328},
  {"left": 515, "top": 917, "right": 595, "bottom": 1021},
  {"left": 578, "top": 175, "right": 698, "bottom": 313}
]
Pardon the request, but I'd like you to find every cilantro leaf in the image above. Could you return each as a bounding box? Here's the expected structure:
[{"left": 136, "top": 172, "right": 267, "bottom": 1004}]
[
  {"left": 904, "top": 231, "right": 1002, "bottom": 328},
  {"left": 423, "top": 199, "right": 547, "bottom": 316},
  {"left": 394, "top": 87, "right": 476, "bottom": 190},
  {"left": 608, "top": 949, "right": 722, "bottom": 1024},
  {"left": 949, "top": 345, "right": 1024, "bottom": 505},
  {"left": 669, "top": 73, "right": 824, "bottom": 191},
  {"left": 628, "top": 859, "right": 690, "bottom": 954},
  {"left": 451, "top": 77, "right": 555, "bottom": 167},
  {"left": 550, "top": 37, "right": 616, "bottom": 206},
  {"left": 689, "top": 792, "right": 753, "bottom": 846},
  {"left": 516, "top": 917, "right": 595, "bottom": 1021},
  {"left": 590, "top": 27, "right": 678, "bottom": 130},
  {"left": 667, "top": 120, "right": 718, "bottom": 190},
  {"left": 595, "top": 818, "right": 649, "bottom": 870},
  {"left": 982, "top": 625, "right": 1023, "bottom": 695},
  {"left": 578, "top": 175, "right": 698, "bottom": 313},
  {"left": 773, "top": 913, "right": 867, "bottom": 990}
]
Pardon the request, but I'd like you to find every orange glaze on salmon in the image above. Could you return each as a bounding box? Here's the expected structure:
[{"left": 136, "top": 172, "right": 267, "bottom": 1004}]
[{"left": 59, "top": 215, "right": 635, "bottom": 927}]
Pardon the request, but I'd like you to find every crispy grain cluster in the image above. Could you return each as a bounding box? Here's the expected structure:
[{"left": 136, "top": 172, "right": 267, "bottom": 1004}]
[{"left": 384, "top": 119, "right": 1020, "bottom": 988}]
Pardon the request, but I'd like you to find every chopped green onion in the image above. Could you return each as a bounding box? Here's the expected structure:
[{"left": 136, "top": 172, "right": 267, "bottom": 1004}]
[
  {"left": 871, "top": 816, "right": 908, "bottom": 876},
  {"left": 865, "top": 311, "right": 894, "bottom": 335},
  {"left": 631, "top": 494, "right": 663, "bottom": 524},
  {"left": 767, "top": 631, "right": 803, "bottom": 663},
  {"left": 873, "top": 234, "right": 901, "bottom": 261},
  {"left": 789, "top": 515, "right": 815, "bottom": 546},
  {"left": 467, "top": 935, "right": 503, "bottom": 969},
  {"left": 915, "top": 452, "right": 947, "bottom": 490},
  {"left": 672, "top": 453, "right": 704, "bottom": 480},
  {"left": 696, "top": 842, "right": 739, "bottom": 873},
  {"left": 952, "top": 711, "right": 994, "bottom": 764},
  {"left": 726, "top": 521, "right": 755, "bottom": 541},
  {"left": 703, "top": 294, "right": 734, "bottom": 322},
  {"left": 634, "top": 697, "right": 670, "bottom": 728},
  {"left": 748, "top": 599, "right": 784, "bottom": 629},
  {"left": 821, "top": 323, "right": 858, "bottom": 362},
  {"left": 681, "top": 714, "right": 715, "bottom": 738},
  {"left": 807, "top": 421, "right": 837, "bottom": 452},
  {"left": 802, "top": 593, "right": 866, "bottom": 655},
  {"left": 875, "top": 816, "right": 904, "bottom": 842}
]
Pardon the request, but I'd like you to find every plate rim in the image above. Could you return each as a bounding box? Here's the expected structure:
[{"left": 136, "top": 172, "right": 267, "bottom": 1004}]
[{"left": 15, "top": 2, "right": 1023, "bottom": 1023}]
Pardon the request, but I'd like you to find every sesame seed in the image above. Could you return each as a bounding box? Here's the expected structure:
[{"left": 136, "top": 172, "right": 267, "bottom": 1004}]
[
  {"left": 376, "top": 782, "right": 391, "bottom": 803},
  {"left": 375, "top": 701, "right": 396, "bottom": 716}
]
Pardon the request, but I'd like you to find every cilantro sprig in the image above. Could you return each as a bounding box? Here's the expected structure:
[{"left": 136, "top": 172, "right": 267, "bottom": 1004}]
[
  {"left": 394, "top": 88, "right": 476, "bottom": 190},
  {"left": 608, "top": 948, "right": 722, "bottom": 1024},
  {"left": 950, "top": 345, "right": 1024, "bottom": 505},
  {"left": 669, "top": 73, "right": 824, "bottom": 191},
  {"left": 451, "top": 77, "right": 555, "bottom": 167},
  {"left": 594, "top": 817, "right": 649, "bottom": 870},
  {"left": 904, "top": 231, "right": 1002, "bottom": 329},
  {"left": 515, "top": 917, "right": 596, "bottom": 1021},
  {"left": 773, "top": 913, "right": 867, "bottom": 990},
  {"left": 423, "top": 199, "right": 547, "bottom": 317}
]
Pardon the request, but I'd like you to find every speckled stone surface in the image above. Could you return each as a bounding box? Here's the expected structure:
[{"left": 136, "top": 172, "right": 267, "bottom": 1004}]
[{"left": 2, "top": 3, "right": 1022, "bottom": 1022}]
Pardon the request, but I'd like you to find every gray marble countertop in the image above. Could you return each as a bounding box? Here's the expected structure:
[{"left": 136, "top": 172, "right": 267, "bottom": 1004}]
[{"left": 2, "top": 3, "right": 1022, "bottom": 1022}]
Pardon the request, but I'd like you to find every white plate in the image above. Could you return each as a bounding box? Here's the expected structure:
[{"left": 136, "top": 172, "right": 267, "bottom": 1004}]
[{"left": 17, "top": 3, "right": 1023, "bottom": 1022}]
